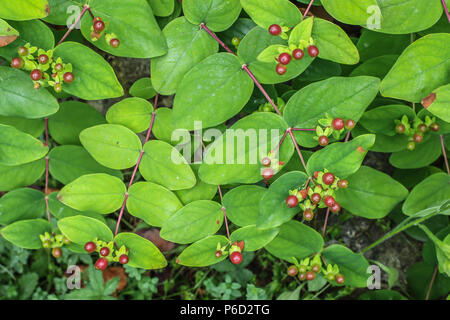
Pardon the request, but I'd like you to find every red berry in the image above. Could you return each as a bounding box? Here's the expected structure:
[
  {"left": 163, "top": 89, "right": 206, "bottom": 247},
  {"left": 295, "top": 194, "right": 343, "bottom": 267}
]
[
  {"left": 298, "top": 189, "right": 308, "bottom": 200},
  {"left": 84, "top": 241, "right": 96, "bottom": 253},
  {"left": 307, "top": 45, "right": 319, "bottom": 57},
  {"left": 268, "top": 24, "right": 282, "bottom": 36},
  {"left": 335, "top": 274, "right": 345, "bottom": 284},
  {"left": 262, "top": 167, "right": 274, "bottom": 180},
  {"left": 305, "top": 271, "right": 315, "bottom": 281},
  {"left": 314, "top": 171, "right": 320, "bottom": 179},
  {"left": 318, "top": 135, "right": 329, "bottom": 147},
  {"left": 310, "top": 193, "right": 321, "bottom": 204},
  {"left": 331, "top": 202, "right": 341, "bottom": 213},
  {"left": 298, "top": 273, "right": 306, "bottom": 281},
  {"left": 63, "top": 72, "right": 74, "bottom": 83},
  {"left": 338, "top": 179, "right": 348, "bottom": 189},
  {"left": 417, "top": 124, "right": 427, "bottom": 133},
  {"left": 303, "top": 209, "right": 314, "bottom": 221},
  {"left": 292, "top": 48, "right": 304, "bottom": 60},
  {"left": 286, "top": 195, "right": 299, "bottom": 208},
  {"left": 324, "top": 196, "right": 335, "bottom": 207},
  {"left": 54, "top": 63, "right": 63, "bottom": 72},
  {"left": 311, "top": 264, "right": 320, "bottom": 273},
  {"left": 38, "top": 54, "right": 49, "bottom": 64},
  {"left": 95, "top": 258, "right": 108, "bottom": 270},
  {"left": 99, "top": 247, "right": 110, "bottom": 256},
  {"left": 119, "top": 254, "right": 129, "bottom": 265},
  {"left": 10, "top": 57, "right": 23, "bottom": 69},
  {"left": 275, "top": 63, "right": 287, "bottom": 75},
  {"left": 287, "top": 266, "right": 298, "bottom": 277},
  {"left": 332, "top": 118, "right": 345, "bottom": 130},
  {"left": 110, "top": 38, "right": 120, "bottom": 48},
  {"left": 18, "top": 46, "right": 28, "bottom": 56},
  {"left": 52, "top": 247, "right": 62, "bottom": 258},
  {"left": 230, "top": 251, "right": 242, "bottom": 265},
  {"left": 429, "top": 122, "right": 440, "bottom": 132},
  {"left": 345, "top": 119, "right": 356, "bottom": 129},
  {"left": 395, "top": 123, "right": 406, "bottom": 134},
  {"left": 30, "top": 69, "right": 42, "bottom": 81},
  {"left": 215, "top": 250, "right": 222, "bottom": 258},
  {"left": 261, "top": 157, "right": 271, "bottom": 167},
  {"left": 406, "top": 141, "right": 415, "bottom": 151},
  {"left": 413, "top": 133, "right": 423, "bottom": 143},
  {"left": 322, "top": 172, "right": 335, "bottom": 185},
  {"left": 93, "top": 20, "right": 105, "bottom": 32},
  {"left": 278, "top": 53, "right": 291, "bottom": 65}
]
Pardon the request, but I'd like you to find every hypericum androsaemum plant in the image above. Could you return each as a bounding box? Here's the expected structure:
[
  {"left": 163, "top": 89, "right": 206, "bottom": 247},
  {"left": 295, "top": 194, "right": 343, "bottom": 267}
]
[{"left": 0, "top": 0, "right": 449, "bottom": 301}]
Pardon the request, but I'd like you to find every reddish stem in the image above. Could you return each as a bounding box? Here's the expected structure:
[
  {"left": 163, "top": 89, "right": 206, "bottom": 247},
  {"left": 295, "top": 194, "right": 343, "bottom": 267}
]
[
  {"left": 344, "top": 130, "right": 351, "bottom": 142},
  {"left": 442, "top": 0, "right": 450, "bottom": 23},
  {"left": 114, "top": 94, "right": 159, "bottom": 236},
  {"left": 87, "top": 7, "right": 95, "bottom": 20},
  {"left": 322, "top": 208, "right": 330, "bottom": 236},
  {"left": 200, "top": 23, "right": 235, "bottom": 54},
  {"left": 440, "top": 134, "right": 450, "bottom": 174},
  {"left": 57, "top": 5, "right": 89, "bottom": 45},
  {"left": 271, "top": 129, "right": 288, "bottom": 155},
  {"left": 425, "top": 266, "right": 438, "bottom": 300},
  {"left": 303, "top": 0, "right": 315, "bottom": 18},
  {"left": 287, "top": 128, "right": 307, "bottom": 172},
  {"left": 44, "top": 117, "right": 50, "bottom": 222},
  {"left": 217, "top": 185, "right": 230, "bottom": 239},
  {"left": 291, "top": 128, "right": 315, "bottom": 131}
]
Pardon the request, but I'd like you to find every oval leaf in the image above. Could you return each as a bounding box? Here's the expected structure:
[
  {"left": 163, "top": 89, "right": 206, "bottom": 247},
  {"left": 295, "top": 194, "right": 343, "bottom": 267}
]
[
  {"left": 0, "top": 188, "right": 45, "bottom": 225},
  {"left": 223, "top": 185, "right": 266, "bottom": 227},
  {"left": 230, "top": 225, "right": 279, "bottom": 251},
  {"left": 106, "top": 97, "right": 154, "bottom": 133},
  {"left": 1, "top": 219, "right": 51, "bottom": 249},
  {"left": 58, "top": 215, "right": 113, "bottom": 244},
  {"left": 177, "top": 235, "right": 228, "bottom": 267}
]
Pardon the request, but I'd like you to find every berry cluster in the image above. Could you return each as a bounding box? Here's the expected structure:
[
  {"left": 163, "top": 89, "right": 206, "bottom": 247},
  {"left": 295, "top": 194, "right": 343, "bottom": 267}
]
[
  {"left": 90, "top": 16, "right": 120, "bottom": 48},
  {"left": 40, "top": 232, "right": 71, "bottom": 258},
  {"left": 260, "top": 152, "right": 284, "bottom": 182},
  {"left": 10, "top": 43, "right": 74, "bottom": 92},
  {"left": 314, "top": 115, "right": 356, "bottom": 147},
  {"left": 285, "top": 169, "right": 348, "bottom": 221},
  {"left": 215, "top": 241, "right": 244, "bottom": 265},
  {"left": 254, "top": 97, "right": 286, "bottom": 114},
  {"left": 395, "top": 115, "right": 440, "bottom": 151},
  {"left": 287, "top": 255, "right": 345, "bottom": 285},
  {"left": 84, "top": 239, "right": 129, "bottom": 270}
]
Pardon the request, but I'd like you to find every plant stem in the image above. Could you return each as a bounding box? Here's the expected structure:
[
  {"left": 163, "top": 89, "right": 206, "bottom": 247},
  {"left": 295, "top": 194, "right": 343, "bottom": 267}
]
[
  {"left": 114, "top": 94, "right": 159, "bottom": 236},
  {"left": 425, "top": 266, "right": 438, "bottom": 300},
  {"left": 57, "top": 5, "right": 89, "bottom": 45},
  {"left": 344, "top": 130, "right": 351, "bottom": 142},
  {"left": 303, "top": 0, "right": 315, "bottom": 18},
  {"left": 271, "top": 129, "right": 288, "bottom": 155},
  {"left": 442, "top": 0, "right": 450, "bottom": 23},
  {"left": 287, "top": 128, "right": 307, "bottom": 172},
  {"left": 87, "top": 7, "right": 95, "bottom": 19},
  {"left": 44, "top": 117, "right": 51, "bottom": 222},
  {"left": 200, "top": 23, "right": 234, "bottom": 54},
  {"left": 217, "top": 185, "right": 230, "bottom": 239},
  {"left": 322, "top": 208, "right": 330, "bottom": 236},
  {"left": 440, "top": 134, "right": 449, "bottom": 174},
  {"left": 291, "top": 128, "right": 315, "bottom": 131}
]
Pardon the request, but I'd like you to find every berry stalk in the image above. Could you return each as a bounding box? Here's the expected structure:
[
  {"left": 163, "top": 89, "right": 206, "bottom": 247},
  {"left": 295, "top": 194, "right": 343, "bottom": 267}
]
[
  {"left": 322, "top": 207, "right": 330, "bottom": 236},
  {"left": 200, "top": 23, "right": 234, "bottom": 54},
  {"left": 440, "top": 134, "right": 449, "bottom": 174},
  {"left": 287, "top": 128, "right": 307, "bottom": 172},
  {"left": 442, "top": 0, "right": 450, "bottom": 23},
  {"left": 303, "top": 0, "right": 315, "bottom": 18},
  {"left": 425, "top": 266, "right": 439, "bottom": 300},
  {"left": 271, "top": 129, "right": 288, "bottom": 155},
  {"left": 291, "top": 128, "right": 315, "bottom": 131},
  {"left": 217, "top": 185, "right": 231, "bottom": 239},
  {"left": 58, "top": 5, "right": 90, "bottom": 45},
  {"left": 44, "top": 117, "right": 50, "bottom": 222}
]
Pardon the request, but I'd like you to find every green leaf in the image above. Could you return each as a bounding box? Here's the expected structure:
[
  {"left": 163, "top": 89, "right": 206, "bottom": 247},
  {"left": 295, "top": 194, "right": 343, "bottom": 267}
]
[
  {"left": 419, "top": 225, "right": 450, "bottom": 277},
  {"left": 183, "top": 0, "right": 242, "bottom": 32},
  {"left": 240, "top": 0, "right": 302, "bottom": 29},
  {"left": 80, "top": 0, "right": 167, "bottom": 58},
  {"left": 335, "top": 166, "right": 408, "bottom": 219},
  {"left": 49, "top": 145, "right": 123, "bottom": 185},
  {"left": 139, "top": 140, "right": 196, "bottom": 190},
  {"left": 0, "top": 18, "right": 18, "bottom": 48},
  {"left": 320, "top": 0, "right": 379, "bottom": 25},
  {"left": 351, "top": 123, "right": 409, "bottom": 153},
  {"left": 322, "top": 244, "right": 370, "bottom": 288},
  {"left": 127, "top": 181, "right": 183, "bottom": 227},
  {"left": 230, "top": 225, "right": 279, "bottom": 251},
  {"left": 223, "top": 185, "right": 266, "bottom": 227},
  {"left": 0, "top": 67, "right": 59, "bottom": 119},
  {"left": 57, "top": 173, "right": 126, "bottom": 214},
  {"left": 42, "top": 0, "right": 80, "bottom": 25},
  {"left": 256, "top": 44, "right": 287, "bottom": 63},
  {"left": 407, "top": 261, "right": 450, "bottom": 299},
  {"left": 0, "top": 20, "right": 54, "bottom": 61},
  {"left": 311, "top": 18, "right": 359, "bottom": 65},
  {"left": 80, "top": 124, "right": 142, "bottom": 170},
  {"left": 359, "top": 290, "right": 407, "bottom": 300},
  {"left": 172, "top": 53, "right": 253, "bottom": 130},
  {"left": 349, "top": 55, "right": 398, "bottom": 78},
  {"left": 1, "top": 219, "right": 51, "bottom": 249},
  {"left": 238, "top": 26, "right": 314, "bottom": 84},
  {"left": 258, "top": 171, "right": 308, "bottom": 229},
  {"left": 0, "top": 159, "right": 45, "bottom": 192},
  {"left": 160, "top": 200, "right": 223, "bottom": 244},
  {"left": 284, "top": 76, "right": 379, "bottom": 147},
  {"left": 53, "top": 42, "right": 124, "bottom": 100},
  {"left": 276, "top": 286, "right": 301, "bottom": 300},
  {"left": 356, "top": 29, "right": 410, "bottom": 61},
  {"left": 129, "top": 77, "right": 156, "bottom": 99},
  {"left": 0, "top": 124, "right": 48, "bottom": 166},
  {"left": 58, "top": 215, "right": 113, "bottom": 244},
  {"left": 114, "top": 232, "right": 167, "bottom": 269},
  {"left": 177, "top": 235, "right": 229, "bottom": 267},
  {"left": 48, "top": 101, "right": 106, "bottom": 145},
  {"left": 423, "top": 84, "right": 450, "bottom": 123},
  {"left": 403, "top": 173, "right": 450, "bottom": 217},
  {"left": 152, "top": 107, "right": 186, "bottom": 146},
  {"left": 48, "top": 192, "right": 106, "bottom": 223},
  {"left": 389, "top": 135, "right": 442, "bottom": 169},
  {"left": 289, "top": 17, "right": 313, "bottom": 47},
  {"left": 106, "top": 97, "right": 154, "bottom": 133},
  {"left": 264, "top": 220, "right": 324, "bottom": 263},
  {"left": 0, "top": 115, "right": 44, "bottom": 138},
  {"left": 306, "top": 134, "right": 375, "bottom": 177},
  {"left": 148, "top": 0, "right": 174, "bottom": 17},
  {"left": 380, "top": 34, "right": 450, "bottom": 103},
  {"left": 174, "top": 164, "right": 217, "bottom": 205},
  {"left": 375, "top": 0, "right": 443, "bottom": 34},
  {"left": 199, "top": 112, "right": 293, "bottom": 185},
  {"left": 0, "top": 188, "right": 45, "bottom": 225},
  {"left": 151, "top": 17, "right": 218, "bottom": 95},
  {"left": 0, "top": 0, "right": 50, "bottom": 20},
  {"left": 359, "top": 105, "right": 415, "bottom": 136}
]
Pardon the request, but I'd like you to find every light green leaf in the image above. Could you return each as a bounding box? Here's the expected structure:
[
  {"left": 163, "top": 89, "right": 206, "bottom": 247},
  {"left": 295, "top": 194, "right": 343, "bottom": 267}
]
[
  {"left": 129, "top": 77, "right": 156, "bottom": 99},
  {"left": 175, "top": 164, "right": 217, "bottom": 205},
  {"left": 0, "top": 0, "right": 50, "bottom": 20},
  {"left": 0, "top": 18, "right": 18, "bottom": 48},
  {"left": 230, "top": 225, "right": 279, "bottom": 251},
  {"left": 0, "top": 159, "right": 45, "bottom": 192},
  {"left": 359, "top": 105, "right": 415, "bottom": 136},
  {"left": 106, "top": 97, "right": 154, "bottom": 133},
  {"left": 223, "top": 185, "right": 266, "bottom": 227},
  {"left": 389, "top": 135, "right": 442, "bottom": 169},
  {"left": 240, "top": 0, "right": 302, "bottom": 29},
  {"left": 58, "top": 215, "right": 113, "bottom": 244},
  {"left": 177, "top": 235, "right": 229, "bottom": 267},
  {"left": 0, "top": 188, "right": 45, "bottom": 225},
  {"left": 148, "top": 0, "right": 174, "bottom": 17},
  {"left": 42, "top": 0, "right": 80, "bottom": 25},
  {"left": 1, "top": 219, "right": 51, "bottom": 249},
  {"left": 48, "top": 192, "right": 106, "bottom": 223},
  {"left": 320, "top": 0, "right": 379, "bottom": 25},
  {"left": 0, "top": 116, "right": 44, "bottom": 138},
  {"left": 423, "top": 84, "right": 450, "bottom": 122}
]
